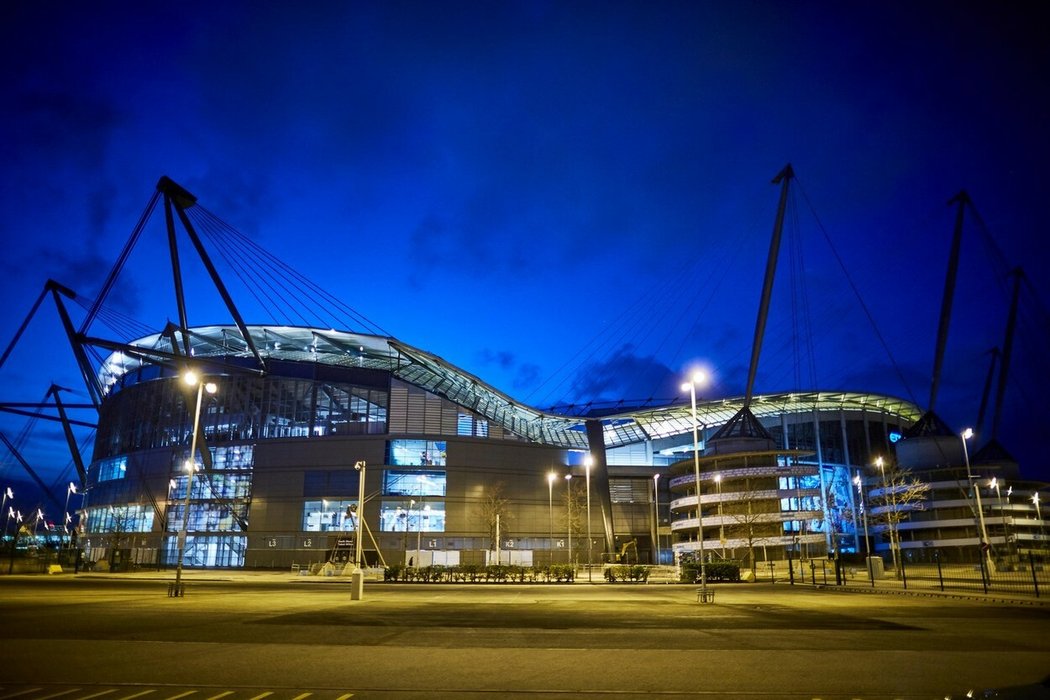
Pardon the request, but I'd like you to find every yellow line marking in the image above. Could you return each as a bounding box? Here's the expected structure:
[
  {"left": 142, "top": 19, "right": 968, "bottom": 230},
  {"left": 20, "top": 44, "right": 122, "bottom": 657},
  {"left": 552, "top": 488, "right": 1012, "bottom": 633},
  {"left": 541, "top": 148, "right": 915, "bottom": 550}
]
[
  {"left": 333, "top": 694, "right": 355, "bottom": 700},
  {"left": 205, "top": 693, "right": 235, "bottom": 700},
  {"left": 0, "top": 690, "right": 44, "bottom": 700},
  {"left": 79, "top": 691, "right": 119, "bottom": 700},
  {"left": 37, "top": 689, "right": 81, "bottom": 700},
  {"left": 290, "top": 694, "right": 313, "bottom": 700},
  {"left": 164, "top": 692, "right": 198, "bottom": 700},
  {"left": 119, "top": 691, "right": 157, "bottom": 700},
  {"left": 245, "top": 694, "right": 273, "bottom": 700}
]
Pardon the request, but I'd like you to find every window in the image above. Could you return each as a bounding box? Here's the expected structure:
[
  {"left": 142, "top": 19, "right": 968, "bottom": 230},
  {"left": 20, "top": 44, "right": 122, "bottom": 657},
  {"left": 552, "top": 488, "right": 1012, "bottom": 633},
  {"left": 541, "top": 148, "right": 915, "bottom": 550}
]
[
  {"left": 379, "top": 500, "right": 446, "bottom": 532},
  {"left": 457, "top": 413, "right": 489, "bottom": 437},
  {"left": 388, "top": 440, "right": 446, "bottom": 466},
  {"left": 96, "top": 456, "right": 127, "bottom": 482},
  {"left": 383, "top": 471, "right": 446, "bottom": 497},
  {"left": 301, "top": 499, "right": 364, "bottom": 532},
  {"left": 162, "top": 535, "right": 245, "bottom": 567},
  {"left": 85, "top": 504, "right": 153, "bottom": 533}
]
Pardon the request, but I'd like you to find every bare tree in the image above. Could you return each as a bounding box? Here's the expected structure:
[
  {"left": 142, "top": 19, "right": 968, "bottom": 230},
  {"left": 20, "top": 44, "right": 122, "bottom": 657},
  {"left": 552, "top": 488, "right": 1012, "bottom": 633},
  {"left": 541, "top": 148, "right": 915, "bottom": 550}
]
[
  {"left": 724, "top": 475, "right": 778, "bottom": 574},
  {"left": 477, "top": 481, "right": 512, "bottom": 551},
  {"left": 562, "top": 479, "right": 585, "bottom": 563},
  {"left": 869, "top": 465, "right": 930, "bottom": 577}
]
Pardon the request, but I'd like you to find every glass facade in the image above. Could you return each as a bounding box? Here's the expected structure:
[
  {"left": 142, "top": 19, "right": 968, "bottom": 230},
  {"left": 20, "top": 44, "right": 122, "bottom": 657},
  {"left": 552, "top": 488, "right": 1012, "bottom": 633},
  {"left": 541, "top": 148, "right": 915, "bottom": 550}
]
[
  {"left": 162, "top": 535, "right": 246, "bottom": 567},
  {"left": 302, "top": 499, "right": 362, "bottom": 532},
  {"left": 84, "top": 504, "right": 154, "bottom": 533},
  {"left": 165, "top": 445, "right": 253, "bottom": 535},
  {"left": 388, "top": 440, "right": 446, "bottom": 466},
  {"left": 94, "top": 365, "right": 388, "bottom": 461},
  {"left": 379, "top": 500, "right": 446, "bottom": 533},
  {"left": 96, "top": 456, "right": 127, "bottom": 482}
]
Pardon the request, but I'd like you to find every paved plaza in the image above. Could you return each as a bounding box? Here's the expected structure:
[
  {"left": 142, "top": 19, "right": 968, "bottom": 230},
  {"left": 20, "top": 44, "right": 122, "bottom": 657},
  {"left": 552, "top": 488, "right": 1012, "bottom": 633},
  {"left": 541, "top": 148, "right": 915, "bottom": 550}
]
[{"left": 1, "top": 572, "right": 1048, "bottom": 699}]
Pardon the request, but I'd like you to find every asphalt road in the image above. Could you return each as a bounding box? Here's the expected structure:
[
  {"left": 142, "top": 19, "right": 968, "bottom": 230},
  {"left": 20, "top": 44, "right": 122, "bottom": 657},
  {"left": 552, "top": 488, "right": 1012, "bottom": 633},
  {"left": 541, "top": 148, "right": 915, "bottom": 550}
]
[{"left": 1, "top": 573, "right": 1048, "bottom": 700}]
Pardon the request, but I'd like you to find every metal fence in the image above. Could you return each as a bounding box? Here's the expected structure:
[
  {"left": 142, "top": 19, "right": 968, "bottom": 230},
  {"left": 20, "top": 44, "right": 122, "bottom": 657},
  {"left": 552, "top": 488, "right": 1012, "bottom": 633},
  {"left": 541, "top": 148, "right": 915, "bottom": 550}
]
[{"left": 763, "top": 551, "right": 1047, "bottom": 597}]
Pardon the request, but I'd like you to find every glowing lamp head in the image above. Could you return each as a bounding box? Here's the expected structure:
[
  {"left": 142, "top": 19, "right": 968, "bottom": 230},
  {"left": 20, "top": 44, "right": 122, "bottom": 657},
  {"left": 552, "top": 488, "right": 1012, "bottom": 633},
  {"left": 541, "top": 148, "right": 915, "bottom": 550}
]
[
  {"left": 547, "top": 472, "right": 556, "bottom": 485},
  {"left": 962, "top": 428, "right": 974, "bottom": 440},
  {"left": 204, "top": 382, "right": 217, "bottom": 395},
  {"left": 183, "top": 370, "right": 199, "bottom": 387},
  {"left": 654, "top": 473, "right": 660, "bottom": 482}
]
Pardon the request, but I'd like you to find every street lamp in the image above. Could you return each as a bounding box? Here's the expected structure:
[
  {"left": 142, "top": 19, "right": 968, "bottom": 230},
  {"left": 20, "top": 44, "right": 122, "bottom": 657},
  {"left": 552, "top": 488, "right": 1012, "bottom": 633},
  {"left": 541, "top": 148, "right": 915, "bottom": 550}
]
[
  {"left": 174, "top": 370, "right": 216, "bottom": 595},
  {"left": 1033, "top": 492, "right": 1044, "bottom": 546},
  {"left": 875, "top": 457, "right": 899, "bottom": 576},
  {"left": 547, "top": 471, "right": 556, "bottom": 565},
  {"left": 565, "top": 474, "right": 573, "bottom": 568},
  {"left": 681, "top": 370, "right": 709, "bottom": 602},
  {"left": 653, "top": 473, "right": 660, "bottom": 565},
  {"left": 990, "top": 477, "right": 1010, "bottom": 556},
  {"left": 351, "top": 460, "right": 366, "bottom": 600},
  {"left": 854, "top": 471, "right": 873, "bottom": 581},
  {"left": 585, "top": 454, "right": 593, "bottom": 581},
  {"left": 1, "top": 487, "right": 12, "bottom": 527},
  {"left": 961, "top": 428, "right": 994, "bottom": 573}
]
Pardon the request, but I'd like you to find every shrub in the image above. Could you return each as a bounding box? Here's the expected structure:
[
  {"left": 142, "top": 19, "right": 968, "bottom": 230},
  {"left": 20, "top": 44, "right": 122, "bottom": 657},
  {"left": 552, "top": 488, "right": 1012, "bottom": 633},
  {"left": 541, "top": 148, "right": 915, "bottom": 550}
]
[{"left": 605, "top": 565, "right": 650, "bottom": 582}]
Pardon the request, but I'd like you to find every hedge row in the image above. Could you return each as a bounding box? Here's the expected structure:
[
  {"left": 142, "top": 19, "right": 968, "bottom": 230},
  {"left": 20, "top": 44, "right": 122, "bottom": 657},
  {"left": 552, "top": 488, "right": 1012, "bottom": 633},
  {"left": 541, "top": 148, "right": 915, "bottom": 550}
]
[
  {"left": 679, "top": 561, "right": 741, "bottom": 583},
  {"left": 603, "top": 565, "right": 650, "bottom": 582},
  {"left": 384, "top": 563, "right": 577, "bottom": 583}
]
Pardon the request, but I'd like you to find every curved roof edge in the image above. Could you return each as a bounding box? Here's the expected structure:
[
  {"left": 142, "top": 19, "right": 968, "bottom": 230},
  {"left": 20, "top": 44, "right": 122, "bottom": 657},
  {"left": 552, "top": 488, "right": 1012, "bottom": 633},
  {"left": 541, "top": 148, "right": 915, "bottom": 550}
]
[{"left": 97, "top": 325, "right": 922, "bottom": 450}]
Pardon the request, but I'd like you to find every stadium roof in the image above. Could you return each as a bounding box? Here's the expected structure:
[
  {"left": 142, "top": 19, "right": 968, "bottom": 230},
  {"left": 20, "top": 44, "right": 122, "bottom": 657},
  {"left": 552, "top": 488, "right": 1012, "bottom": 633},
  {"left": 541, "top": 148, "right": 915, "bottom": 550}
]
[{"left": 97, "top": 325, "right": 923, "bottom": 451}]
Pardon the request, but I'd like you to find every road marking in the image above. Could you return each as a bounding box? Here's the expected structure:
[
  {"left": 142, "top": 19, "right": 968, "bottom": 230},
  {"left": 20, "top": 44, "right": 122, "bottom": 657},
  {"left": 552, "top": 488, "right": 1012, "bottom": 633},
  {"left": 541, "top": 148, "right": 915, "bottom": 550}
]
[
  {"left": 245, "top": 694, "right": 273, "bottom": 700},
  {"left": 79, "top": 690, "right": 119, "bottom": 700},
  {"left": 205, "top": 693, "right": 234, "bottom": 700},
  {"left": 36, "top": 689, "right": 81, "bottom": 700},
  {"left": 119, "top": 690, "right": 157, "bottom": 700},
  {"left": 164, "top": 692, "right": 198, "bottom": 700},
  {"left": 333, "top": 694, "right": 354, "bottom": 700},
  {"left": 290, "top": 694, "right": 313, "bottom": 700},
  {"left": 0, "top": 689, "right": 43, "bottom": 700}
]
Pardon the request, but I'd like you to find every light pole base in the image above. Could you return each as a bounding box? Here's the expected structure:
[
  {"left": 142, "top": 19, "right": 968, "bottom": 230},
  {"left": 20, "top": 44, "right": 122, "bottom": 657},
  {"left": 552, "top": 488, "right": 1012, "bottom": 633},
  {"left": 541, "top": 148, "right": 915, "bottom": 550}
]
[{"left": 350, "top": 568, "right": 364, "bottom": 600}]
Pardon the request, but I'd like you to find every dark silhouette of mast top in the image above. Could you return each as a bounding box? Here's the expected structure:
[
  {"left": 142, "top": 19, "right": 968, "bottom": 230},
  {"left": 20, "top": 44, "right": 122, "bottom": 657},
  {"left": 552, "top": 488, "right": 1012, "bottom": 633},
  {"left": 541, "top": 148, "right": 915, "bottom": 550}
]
[
  {"left": 744, "top": 164, "right": 793, "bottom": 407},
  {"left": 707, "top": 164, "right": 792, "bottom": 454},
  {"left": 928, "top": 190, "right": 969, "bottom": 414}
]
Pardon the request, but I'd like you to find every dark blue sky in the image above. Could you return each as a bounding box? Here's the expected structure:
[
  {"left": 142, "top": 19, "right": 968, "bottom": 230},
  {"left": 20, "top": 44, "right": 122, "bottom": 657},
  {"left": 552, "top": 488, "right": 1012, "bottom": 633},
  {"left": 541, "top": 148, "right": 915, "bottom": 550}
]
[{"left": 1, "top": 1, "right": 1048, "bottom": 508}]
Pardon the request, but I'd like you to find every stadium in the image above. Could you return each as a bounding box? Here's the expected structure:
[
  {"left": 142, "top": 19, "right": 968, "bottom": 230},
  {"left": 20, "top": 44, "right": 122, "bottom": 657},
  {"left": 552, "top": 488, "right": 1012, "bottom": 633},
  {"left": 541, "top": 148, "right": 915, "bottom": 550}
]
[{"left": 3, "top": 175, "right": 1047, "bottom": 576}]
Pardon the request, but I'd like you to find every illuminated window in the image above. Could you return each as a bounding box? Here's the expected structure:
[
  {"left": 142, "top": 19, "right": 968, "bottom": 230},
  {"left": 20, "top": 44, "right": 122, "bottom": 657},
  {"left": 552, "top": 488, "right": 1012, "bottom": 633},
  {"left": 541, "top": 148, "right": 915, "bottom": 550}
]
[
  {"left": 96, "top": 456, "right": 127, "bottom": 482},
  {"left": 85, "top": 504, "right": 153, "bottom": 533},
  {"left": 388, "top": 440, "right": 446, "bottom": 466},
  {"left": 301, "top": 499, "right": 363, "bottom": 532},
  {"left": 383, "top": 471, "right": 446, "bottom": 497},
  {"left": 379, "top": 500, "right": 445, "bottom": 532}
]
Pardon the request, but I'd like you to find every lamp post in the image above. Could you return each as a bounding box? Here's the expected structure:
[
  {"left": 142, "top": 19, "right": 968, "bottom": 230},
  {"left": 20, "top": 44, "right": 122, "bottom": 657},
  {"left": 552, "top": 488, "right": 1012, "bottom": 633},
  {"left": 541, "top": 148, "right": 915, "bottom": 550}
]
[
  {"left": 961, "top": 428, "right": 994, "bottom": 573},
  {"left": 2, "top": 487, "right": 11, "bottom": 528},
  {"left": 64, "top": 482, "right": 77, "bottom": 545},
  {"left": 351, "top": 460, "right": 366, "bottom": 600},
  {"left": 2, "top": 487, "right": 11, "bottom": 550},
  {"left": 990, "top": 477, "right": 1009, "bottom": 556},
  {"left": 1032, "top": 492, "right": 1043, "bottom": 548},
  {"left": 547, "top": 471, "right": 556, "bottom": 565},
  {"left": 681, "top": 371, "right": 709, "bottom": 602},
  {"left": 653, "top": 473, "right": 660, "bottom": 565},
  {"left": 585, "top": 455, "right": 593, "bottom": 581},
  {"left": 875, "top": 457, "right": 899, "bottom": 576},
  {"left": 565, "top": 474, "right": 573, "bottom": 568},
  {"left": 854, "top": 472, "right": 873, "bottom": 581},
  {"left": 174, "top": 370, "right": 216, "bottom": 595}
]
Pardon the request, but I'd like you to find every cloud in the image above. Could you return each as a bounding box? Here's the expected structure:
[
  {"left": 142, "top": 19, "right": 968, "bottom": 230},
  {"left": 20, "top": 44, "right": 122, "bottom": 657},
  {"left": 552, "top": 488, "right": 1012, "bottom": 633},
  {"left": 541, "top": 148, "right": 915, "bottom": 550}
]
[{"left": 567, "top": 345, "right": 680, "bottom": 404}]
